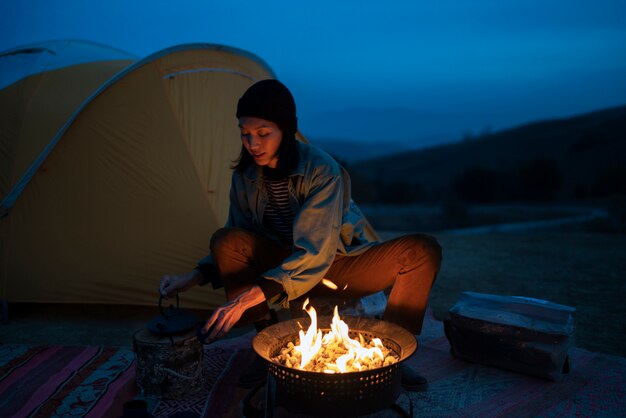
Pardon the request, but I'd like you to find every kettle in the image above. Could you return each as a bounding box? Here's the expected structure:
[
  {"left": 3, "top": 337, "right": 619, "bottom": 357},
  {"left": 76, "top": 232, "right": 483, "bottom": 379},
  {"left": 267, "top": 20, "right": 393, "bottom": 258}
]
[{"left": 146, "top": 295, "right": 198, "bottom": 336}]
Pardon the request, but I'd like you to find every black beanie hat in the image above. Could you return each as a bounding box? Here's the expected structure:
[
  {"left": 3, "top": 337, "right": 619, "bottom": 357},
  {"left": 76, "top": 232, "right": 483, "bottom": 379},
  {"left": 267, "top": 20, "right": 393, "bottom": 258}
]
[{"left": 236, "top": 79, "right": 298, "bottom": 135}]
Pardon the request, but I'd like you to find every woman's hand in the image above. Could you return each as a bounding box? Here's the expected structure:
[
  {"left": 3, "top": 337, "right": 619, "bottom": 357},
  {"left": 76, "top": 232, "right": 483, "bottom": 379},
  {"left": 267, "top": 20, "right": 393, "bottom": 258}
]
[
  {"left": 201, "top": 285, "right": 266, "bottom": 342},
  {"left": 159, "top": 269, "right": 202, "bottom": 297}
]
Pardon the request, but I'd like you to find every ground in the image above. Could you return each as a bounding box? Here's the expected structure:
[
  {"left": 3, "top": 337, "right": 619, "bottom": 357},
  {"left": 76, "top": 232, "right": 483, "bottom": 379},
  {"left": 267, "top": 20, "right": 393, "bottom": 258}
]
[
  {"left": 2, "top": 230, "right": 625, "bottom": 359},
  {"left": 416, "top": 230, "right": 626, "bottom": 357}
]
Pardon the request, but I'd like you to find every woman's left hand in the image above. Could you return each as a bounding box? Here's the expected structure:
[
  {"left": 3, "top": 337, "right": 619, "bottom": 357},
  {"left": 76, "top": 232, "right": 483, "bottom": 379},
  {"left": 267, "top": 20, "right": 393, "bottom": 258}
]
[{"left": 202, "top": 285, "right": 266, "bottom": 342}]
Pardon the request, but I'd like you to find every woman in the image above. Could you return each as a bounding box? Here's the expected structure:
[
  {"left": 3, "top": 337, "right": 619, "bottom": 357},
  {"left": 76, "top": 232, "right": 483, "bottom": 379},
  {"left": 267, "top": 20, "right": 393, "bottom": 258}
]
[{"left": 160, "top": 79, "right": 442, "bottom": 391}]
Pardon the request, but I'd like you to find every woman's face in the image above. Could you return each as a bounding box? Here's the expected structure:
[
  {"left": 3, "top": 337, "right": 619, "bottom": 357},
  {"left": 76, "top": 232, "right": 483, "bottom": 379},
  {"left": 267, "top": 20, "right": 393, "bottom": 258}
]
[{"left": 239, "top": 116, "right": 283, "bottom": 168}]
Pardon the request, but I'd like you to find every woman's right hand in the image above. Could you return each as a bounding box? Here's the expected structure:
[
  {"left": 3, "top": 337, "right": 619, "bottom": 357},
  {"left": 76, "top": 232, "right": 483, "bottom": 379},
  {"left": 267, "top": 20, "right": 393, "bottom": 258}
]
[{"left": 159, "top": 270, "right": 201, "bottom": 298}]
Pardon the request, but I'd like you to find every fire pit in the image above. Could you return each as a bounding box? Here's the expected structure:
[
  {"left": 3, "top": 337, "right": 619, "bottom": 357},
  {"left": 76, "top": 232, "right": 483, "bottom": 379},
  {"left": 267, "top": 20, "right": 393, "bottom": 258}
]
[{"left": 252, "top": 310, "right": 417, "bottom": 417}]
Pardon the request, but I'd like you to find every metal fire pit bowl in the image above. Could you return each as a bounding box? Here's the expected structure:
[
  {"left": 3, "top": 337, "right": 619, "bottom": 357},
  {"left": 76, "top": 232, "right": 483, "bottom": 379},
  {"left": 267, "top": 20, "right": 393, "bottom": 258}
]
[{"left": 252, "top": 315, "right": 417, "bottom": 417}]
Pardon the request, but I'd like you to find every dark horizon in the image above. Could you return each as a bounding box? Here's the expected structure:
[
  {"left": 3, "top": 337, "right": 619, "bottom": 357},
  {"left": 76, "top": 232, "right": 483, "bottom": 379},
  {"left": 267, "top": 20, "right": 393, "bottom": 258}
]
[{"left": 311, "top": 102, "right": 626, "bottom": 163}]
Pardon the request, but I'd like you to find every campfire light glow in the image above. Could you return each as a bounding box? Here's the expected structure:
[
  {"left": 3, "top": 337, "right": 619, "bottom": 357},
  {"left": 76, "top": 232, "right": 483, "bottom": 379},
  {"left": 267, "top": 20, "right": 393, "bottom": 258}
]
[
  {"left": 274, "top": 298, "right": 398, "bottom": 373},
  {"left": 321, "top": 278, "right": 338, "bottom": 290}
]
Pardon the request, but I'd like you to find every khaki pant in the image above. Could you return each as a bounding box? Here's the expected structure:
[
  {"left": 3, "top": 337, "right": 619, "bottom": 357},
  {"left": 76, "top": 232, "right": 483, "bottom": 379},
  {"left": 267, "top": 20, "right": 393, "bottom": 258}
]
[{"left": 210, "top": 227, "right": 442, "bottom": 335}]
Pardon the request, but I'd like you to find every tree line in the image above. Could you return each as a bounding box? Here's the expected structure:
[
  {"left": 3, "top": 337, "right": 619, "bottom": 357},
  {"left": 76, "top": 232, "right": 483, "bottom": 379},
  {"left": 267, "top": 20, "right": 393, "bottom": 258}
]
[{"left": 349, "top": 156, "right": 626, "bottom": 205}]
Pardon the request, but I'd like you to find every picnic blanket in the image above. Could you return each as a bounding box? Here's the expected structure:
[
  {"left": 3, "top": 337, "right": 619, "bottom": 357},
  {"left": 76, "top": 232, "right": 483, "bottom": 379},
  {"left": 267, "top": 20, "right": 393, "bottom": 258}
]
[
  {"left": 0, "top": 345, "right": 135, "bottom": 417},
  {"left": 2, "top": 310, "right": 626, "bottom": 417}
]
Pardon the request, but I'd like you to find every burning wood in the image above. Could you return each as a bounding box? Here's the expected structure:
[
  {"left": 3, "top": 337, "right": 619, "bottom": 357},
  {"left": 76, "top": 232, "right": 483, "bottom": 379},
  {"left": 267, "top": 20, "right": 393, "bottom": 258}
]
[{"left": 271, "top": 299, "right": 399, "bottom": 373}]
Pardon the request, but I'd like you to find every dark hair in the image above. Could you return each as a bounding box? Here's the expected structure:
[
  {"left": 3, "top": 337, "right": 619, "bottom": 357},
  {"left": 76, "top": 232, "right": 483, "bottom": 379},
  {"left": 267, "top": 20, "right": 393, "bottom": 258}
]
[
  {"left": 232, "top": 131, "right": 299, "bottom": 175},
  {"left": 232, "top": 80, "right": 300, "bottom": 175}
]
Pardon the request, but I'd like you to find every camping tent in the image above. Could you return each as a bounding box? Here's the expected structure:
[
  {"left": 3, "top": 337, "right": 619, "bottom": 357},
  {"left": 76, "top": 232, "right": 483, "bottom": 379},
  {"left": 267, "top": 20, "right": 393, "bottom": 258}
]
[
  {"left": 1, "top": 40, "right": 379, "bottom": 311},
  {"left": 1, "top": 41, "right": 278, "bottom": 309}
]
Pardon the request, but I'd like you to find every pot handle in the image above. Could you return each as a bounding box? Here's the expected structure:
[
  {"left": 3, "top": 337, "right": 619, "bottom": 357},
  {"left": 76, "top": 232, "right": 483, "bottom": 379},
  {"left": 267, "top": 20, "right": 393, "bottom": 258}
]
[{"left": 158, "top": 294, "right": 180, "bottom": 319}]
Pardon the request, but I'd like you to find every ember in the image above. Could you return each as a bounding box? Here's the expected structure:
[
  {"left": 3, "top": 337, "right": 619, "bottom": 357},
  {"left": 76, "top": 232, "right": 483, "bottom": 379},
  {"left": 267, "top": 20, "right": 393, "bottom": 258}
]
[{"left": 271, "top": 298, "right": 399, "bottom": 373}]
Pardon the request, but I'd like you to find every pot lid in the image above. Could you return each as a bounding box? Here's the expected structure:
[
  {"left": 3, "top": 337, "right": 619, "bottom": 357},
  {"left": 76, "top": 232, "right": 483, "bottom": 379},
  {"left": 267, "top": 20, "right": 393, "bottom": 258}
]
[{"left": 147, "top": 295, "right": 198, "bottom": 336}]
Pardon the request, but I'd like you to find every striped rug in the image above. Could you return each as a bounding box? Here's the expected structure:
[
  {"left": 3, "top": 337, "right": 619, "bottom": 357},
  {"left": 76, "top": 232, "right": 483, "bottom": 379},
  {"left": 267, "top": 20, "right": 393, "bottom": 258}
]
[
  {"left": 0, "top": 345, "right": 135, "bottom": 417},
  {"left": 0, "top": 339, "right": 251, "bottom": 418}
]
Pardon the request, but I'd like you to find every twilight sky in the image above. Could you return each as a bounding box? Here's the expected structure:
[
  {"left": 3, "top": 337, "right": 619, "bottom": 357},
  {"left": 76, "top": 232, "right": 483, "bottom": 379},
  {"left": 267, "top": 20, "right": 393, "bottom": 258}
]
[{"left": 2, "top": 0, "right": 625, "bottom": 150}]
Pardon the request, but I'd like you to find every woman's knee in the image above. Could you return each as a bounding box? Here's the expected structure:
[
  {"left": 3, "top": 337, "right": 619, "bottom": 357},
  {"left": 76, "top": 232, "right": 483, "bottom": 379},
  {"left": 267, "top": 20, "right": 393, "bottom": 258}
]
[
  {"left": 209, "top": 227, "right": 251, "bottom": 255},
  {"left": 402, "top": 233, "right": 443, "bottom": 271}
]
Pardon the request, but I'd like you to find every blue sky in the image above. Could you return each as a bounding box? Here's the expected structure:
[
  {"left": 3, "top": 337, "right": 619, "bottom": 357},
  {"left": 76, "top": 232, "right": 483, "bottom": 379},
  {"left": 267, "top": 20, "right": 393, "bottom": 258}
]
[{"left": 2, "top": 0, "right": 625, "bottom": 149}]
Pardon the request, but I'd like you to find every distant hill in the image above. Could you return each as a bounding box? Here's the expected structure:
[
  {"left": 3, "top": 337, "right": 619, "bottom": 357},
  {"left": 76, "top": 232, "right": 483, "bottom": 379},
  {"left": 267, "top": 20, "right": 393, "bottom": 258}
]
[
  {"left": 347, "top": 105, "right": 626, "bottom": 203},
  {"left": 311, "top": 138, "right": 416, "bottom": 163}
]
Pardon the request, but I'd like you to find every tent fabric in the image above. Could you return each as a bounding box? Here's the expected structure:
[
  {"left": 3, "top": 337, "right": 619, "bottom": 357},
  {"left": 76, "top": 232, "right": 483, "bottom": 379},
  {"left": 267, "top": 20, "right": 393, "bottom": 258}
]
[
  {"left": 1, "top": 43, "right": 276, "bottom": 309},
  {"left": 1, "top": 42, "right": 379, "bottom": 311},
  {"left": 0, "top": 40, "right": 137, "bottom": 202},
  {"left": 0, "top": 39, "right": 137, "bottom": 89}
]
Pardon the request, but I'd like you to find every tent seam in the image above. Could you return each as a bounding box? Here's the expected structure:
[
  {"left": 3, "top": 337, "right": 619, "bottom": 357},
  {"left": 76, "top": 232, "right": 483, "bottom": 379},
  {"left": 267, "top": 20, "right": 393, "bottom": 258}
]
[
  {"left": 157, "top": 65, "right": 214, "bottom": 205},
  {"left": 162, "top": 67, "right": 258, "bottom": 81},
  {"left": 158, "top": 67, "right": 263, "bottom": 204}
]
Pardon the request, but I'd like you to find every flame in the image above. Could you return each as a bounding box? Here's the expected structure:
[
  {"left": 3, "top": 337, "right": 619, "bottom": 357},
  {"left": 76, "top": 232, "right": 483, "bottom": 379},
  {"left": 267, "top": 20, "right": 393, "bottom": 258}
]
[
  {"left": 320, "top": 278, "right": 348, "bottom": 291},
  {"left": 321, "top": 278, "right": 338, "bottom": 289},
  {"left": 293, "top": 298, "right": 386, "bottom": 372},
  {"left": 295, "top": 299, "right": 323, "bottom": 369}
]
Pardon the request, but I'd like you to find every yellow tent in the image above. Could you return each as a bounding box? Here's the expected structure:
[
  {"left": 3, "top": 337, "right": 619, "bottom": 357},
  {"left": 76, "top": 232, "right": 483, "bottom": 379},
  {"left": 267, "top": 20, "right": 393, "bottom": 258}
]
[{"left": 1, "top": 41, "right": 277, "bottom": 309}]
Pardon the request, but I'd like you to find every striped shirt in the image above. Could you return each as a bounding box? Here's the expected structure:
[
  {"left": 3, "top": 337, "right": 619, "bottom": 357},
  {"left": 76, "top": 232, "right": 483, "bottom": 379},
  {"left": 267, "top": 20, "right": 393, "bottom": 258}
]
[{"left": 263, "top": 167, "right": 294, "bottom": 245}]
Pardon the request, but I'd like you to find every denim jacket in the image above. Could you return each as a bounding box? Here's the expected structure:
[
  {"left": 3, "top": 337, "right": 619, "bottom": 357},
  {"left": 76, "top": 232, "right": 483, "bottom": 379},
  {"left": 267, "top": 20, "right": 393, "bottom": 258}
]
[{"left": 199, "top": 141, "right": 378, "bottom": 305}]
